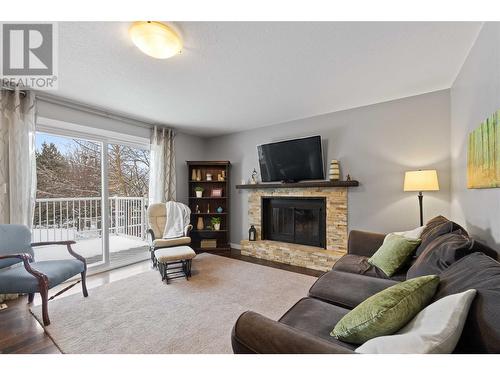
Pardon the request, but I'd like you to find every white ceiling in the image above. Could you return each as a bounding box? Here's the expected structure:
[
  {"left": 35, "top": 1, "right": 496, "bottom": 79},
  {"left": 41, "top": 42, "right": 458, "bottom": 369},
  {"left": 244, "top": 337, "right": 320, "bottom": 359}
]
[{"left": 56, "top": 22, "right": 481, "bottom": 136}]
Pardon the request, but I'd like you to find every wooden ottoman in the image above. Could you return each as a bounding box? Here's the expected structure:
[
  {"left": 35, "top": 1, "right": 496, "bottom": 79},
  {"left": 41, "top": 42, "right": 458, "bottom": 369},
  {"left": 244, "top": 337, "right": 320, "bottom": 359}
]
[{"left": 154, "top": 246, "right": 196, "bottom": 283}]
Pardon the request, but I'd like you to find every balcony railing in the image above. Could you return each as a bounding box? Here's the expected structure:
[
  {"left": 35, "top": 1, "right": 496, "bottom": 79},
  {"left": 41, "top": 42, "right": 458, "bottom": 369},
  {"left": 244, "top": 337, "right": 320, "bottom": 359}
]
[{"left": 32, "top": 196, "right": 149, "bottom": 242}]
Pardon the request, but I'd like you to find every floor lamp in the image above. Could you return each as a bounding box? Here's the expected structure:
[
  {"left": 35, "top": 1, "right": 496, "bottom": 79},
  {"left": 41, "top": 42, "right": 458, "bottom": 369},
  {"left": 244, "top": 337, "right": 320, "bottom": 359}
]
[{"left": 404, "top": 170, "right": 440, "bottom": 226}]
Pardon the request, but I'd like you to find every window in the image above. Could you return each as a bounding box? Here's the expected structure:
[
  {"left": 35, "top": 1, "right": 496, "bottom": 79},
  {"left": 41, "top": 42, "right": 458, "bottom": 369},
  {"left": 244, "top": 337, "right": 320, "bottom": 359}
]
[{"left": 33, "top": 125, "right": 150, "bottom": 270}]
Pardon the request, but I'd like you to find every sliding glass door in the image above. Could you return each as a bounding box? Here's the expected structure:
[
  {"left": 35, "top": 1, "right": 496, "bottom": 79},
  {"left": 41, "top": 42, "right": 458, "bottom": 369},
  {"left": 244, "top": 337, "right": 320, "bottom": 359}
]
[
  {"left": 107, "top": 142, "right": 150, "bottom": 266},
  {"left": 33, "top": 130, "right": 150, "bottom": 269},
  {"left": 33, "top": 132, "right": 105, "bottom": 265}
]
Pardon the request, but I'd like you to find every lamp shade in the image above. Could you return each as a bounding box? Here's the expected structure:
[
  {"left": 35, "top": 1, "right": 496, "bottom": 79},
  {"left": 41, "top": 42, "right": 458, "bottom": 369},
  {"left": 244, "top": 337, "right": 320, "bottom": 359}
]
[
  {"left": 404, "top": 170, "right": 439, "bottom": 192},
  {"left": 129, "top": 21, "right": 182, "bottom": 59}
]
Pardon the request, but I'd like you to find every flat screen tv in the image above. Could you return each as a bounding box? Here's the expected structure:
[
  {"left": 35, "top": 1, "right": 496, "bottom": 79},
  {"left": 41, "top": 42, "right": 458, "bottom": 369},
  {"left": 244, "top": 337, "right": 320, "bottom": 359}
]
[{"left": 258, "top": 135, "right": 324, "bottom": 183}]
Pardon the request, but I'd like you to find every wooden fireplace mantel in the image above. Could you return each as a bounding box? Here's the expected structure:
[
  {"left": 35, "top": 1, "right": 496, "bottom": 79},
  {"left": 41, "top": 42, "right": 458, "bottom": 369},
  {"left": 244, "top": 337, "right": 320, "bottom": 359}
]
[{"left": 235, "top": 180, "right": 359, "bottom": 189}]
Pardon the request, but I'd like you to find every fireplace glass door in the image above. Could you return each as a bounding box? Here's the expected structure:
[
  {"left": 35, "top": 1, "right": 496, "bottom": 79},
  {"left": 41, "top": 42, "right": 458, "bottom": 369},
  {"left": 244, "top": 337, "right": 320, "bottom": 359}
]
[{"left": 262, "top": 197, "right": 326, "bottom": 248}]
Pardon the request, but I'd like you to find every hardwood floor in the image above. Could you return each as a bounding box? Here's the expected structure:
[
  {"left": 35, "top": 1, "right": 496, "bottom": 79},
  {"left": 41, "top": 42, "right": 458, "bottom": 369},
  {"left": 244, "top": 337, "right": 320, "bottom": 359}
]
[{"left": 0, "top": 250, "right": 323, "bottom": 354}]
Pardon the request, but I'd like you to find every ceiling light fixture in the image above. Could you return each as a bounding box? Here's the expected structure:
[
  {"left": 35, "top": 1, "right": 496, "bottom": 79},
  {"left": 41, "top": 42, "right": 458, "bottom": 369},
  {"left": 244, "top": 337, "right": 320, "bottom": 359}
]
[{"left": 129, "top": 21, "right": 182, "bottom": 59}]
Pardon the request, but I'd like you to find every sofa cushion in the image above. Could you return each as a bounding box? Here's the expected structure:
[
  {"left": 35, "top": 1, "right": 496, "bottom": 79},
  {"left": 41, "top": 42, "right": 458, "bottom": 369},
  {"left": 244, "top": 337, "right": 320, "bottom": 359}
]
[
  {"left": 0, "top": 259, "right": 85, "bottom": 294},
  {"left": 407, "top": 232, "right": 473, "bottom": 279},
  {"left": 333, "top": 254, "right": 407, "bottom": 281},
  {"left": 355, "top": 289, "right": 477, "bottom": 354},
  {"left": 331, "top": 275, "right": 440, "bottom": 344},
  {"left": 279, "top": 297, "right": 356, "bottom": 350},
  {"left": 416, "top": 216, "right": 467, "bottom": 257},
  {"left": 434, "top": 252, "right": 500, "bottom": 353},
  {"left": 308, "top": 270, "right": 398, "bottom": 309},
  {"left": 368, "top": 234, "right": 421, "bottom": 277}
]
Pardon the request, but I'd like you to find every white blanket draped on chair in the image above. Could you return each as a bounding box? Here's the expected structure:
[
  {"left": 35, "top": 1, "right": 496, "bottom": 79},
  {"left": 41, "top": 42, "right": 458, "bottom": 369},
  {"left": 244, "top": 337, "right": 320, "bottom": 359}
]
[{"left": 163, "top": 201, "right": 191, "bottom": 239}]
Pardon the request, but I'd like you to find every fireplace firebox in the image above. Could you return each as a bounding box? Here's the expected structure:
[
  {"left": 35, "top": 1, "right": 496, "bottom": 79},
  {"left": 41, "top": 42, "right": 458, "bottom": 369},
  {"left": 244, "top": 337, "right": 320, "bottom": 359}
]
[{"left": 261, "top": 197, "right": 326, "bottom": 248}]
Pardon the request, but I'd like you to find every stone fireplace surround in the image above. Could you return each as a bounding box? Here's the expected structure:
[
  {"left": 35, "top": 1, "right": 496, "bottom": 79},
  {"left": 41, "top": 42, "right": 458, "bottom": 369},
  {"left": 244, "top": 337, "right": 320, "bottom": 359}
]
[{"left": 240, "top": 185, "right": 349, "bottom": 272}]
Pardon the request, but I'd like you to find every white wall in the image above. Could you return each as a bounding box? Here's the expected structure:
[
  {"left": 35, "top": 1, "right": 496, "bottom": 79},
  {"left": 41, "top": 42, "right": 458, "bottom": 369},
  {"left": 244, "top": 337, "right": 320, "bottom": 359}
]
[
  {"left": 205, "top": 90, "right": 452, "bottom": 245},
  {"left": 450, "top": 23, "right": 500, "bottom": 250}
]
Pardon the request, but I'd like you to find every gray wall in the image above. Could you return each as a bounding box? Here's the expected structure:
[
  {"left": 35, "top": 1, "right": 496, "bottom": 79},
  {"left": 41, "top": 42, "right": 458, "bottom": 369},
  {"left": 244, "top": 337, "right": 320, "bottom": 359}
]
[
  {"left": 450, "top": 23, "right": 500, "bottom": 250},
  {"left": 205, "top": 90, "right": 452, "bottom": 245},
  {"left": 175, "top": 132, "right": 206, "bottom": 204}
]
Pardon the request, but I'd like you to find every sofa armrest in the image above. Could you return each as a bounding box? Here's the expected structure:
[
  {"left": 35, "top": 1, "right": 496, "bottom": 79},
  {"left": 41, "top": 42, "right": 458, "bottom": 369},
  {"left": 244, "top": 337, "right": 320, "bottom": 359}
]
[
  {"left": 309, "top": 270, "right": 398, "bottom": 309},
  {"left": 231, "top": 311, "right": 355, "bottom": 354},
  {"left": 347, "top": 230, "right": 386, "bottom": 257}
]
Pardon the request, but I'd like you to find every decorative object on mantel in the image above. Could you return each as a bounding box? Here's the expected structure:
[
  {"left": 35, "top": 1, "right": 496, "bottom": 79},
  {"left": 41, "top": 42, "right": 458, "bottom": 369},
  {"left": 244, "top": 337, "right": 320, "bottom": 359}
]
[
  {"left": 250, "top": 168, "right": 258, "bottom": 184},
  {"left": 216, "top": 206, "right": 223, "bottom": 213},
  {"left": 211, "top": 217, "right": 221, "bottom": 231},
  {"left": 196, "top": 217, "right": 204, "bottom": 230},
  {"left": 329, "top": 160, "right": 340, "bottom": 181},
  {"left": 467, "top": 110, "right": 500, "bottom": 189},
  {"left": 404, "top": 169, "right": 439, "bottom": 226},
  {"left": 249, "top": 225, "right": 257, "bottom": 241},
  {"left": 346, "top": 174, "right": 351, "bottom": 181},
  {"left": 206, "top": 173, "right": 213, "bottom": 181},
  {"left": 194, "top": 186, "right": 204, "bottom": 198}
]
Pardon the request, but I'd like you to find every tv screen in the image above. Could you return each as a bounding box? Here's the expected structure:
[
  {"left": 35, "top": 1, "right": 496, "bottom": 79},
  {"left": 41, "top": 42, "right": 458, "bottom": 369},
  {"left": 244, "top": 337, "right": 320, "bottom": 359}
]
[{"left": 258, "top": 135, "right": 324, "bottom": 182}]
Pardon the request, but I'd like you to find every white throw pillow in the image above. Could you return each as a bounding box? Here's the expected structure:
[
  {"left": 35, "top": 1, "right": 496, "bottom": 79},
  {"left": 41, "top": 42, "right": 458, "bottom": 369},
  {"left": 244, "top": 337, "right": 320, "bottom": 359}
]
[
  {"left": 355, "top": 289, "right": 477, "bottom": 354},
  {"left": 383, "top": 226, "right": 425, "bottom": 243}
]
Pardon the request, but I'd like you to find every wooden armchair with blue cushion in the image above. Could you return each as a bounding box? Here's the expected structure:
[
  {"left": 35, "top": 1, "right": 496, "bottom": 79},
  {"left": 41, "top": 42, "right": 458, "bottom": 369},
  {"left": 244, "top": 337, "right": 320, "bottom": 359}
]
[{"left": 0, "top": 224, "right": 88, "bottom": 326}]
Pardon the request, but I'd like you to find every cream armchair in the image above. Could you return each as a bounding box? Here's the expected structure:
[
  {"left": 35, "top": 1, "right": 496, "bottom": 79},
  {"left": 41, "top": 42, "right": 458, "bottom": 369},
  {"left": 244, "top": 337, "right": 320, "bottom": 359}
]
[{"left": 146, "top": 203, "right": 193, "bottom": 267}]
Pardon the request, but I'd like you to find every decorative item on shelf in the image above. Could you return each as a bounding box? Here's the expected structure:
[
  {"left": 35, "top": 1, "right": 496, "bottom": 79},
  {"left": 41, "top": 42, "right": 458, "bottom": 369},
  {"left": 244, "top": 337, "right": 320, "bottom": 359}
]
[
  {"left": 250, "top": 168, "right": 258, "bottom": 184},
  {"left": 196, "top": 217, "right": 204, "bottom": 230},
  {"left": 221, "top": 170, "right": 226, "bottom": 180},
  {"left": 191, "top": 169, "right": 197, "bottom": 181},
  {"left": 404, "top": 169, "right": 440, "bottom": 226},
  {"left": 201, "top": 239, "right": 217, "bottom": 248},
  {"left": 207, "top": 203, "right": 210, "bottom": 213},
  {"left": 249, "top": 225, "right": 257, "bottom": 241},
  {"left": 329, "top": 160, "right": 340, "bottom": 181},
  {"left": 211, "top": 188, "right": 223, "bottom": 197},
  {"left": 216, "top": 206, "right": 223, "bottom": 213},
  {"left": 196, "top": 169, "right": 202, "bottom": 181},
  {"left": 346, "top": 174, "right": 351, "bottom": 181},
  {"left": 211, "top": 217, "right": 221, "bottom": 231},
  {"left": 195, "top": 204, "right": 200, "bottom": 213},
  {"left": 206, "top": 173, "right": 213, "bottom": 181},
  {"left": 194, "top": 186, "right": 204, "bottom": 198}
]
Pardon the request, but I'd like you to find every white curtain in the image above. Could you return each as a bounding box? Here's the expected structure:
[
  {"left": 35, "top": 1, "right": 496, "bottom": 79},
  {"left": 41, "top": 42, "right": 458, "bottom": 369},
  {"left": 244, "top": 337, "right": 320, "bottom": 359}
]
[
  {"left": 148, "top": 126, "right": 176, "bottom": 203},
  {"left": 0, "top": 89, "right": 36, "bottom": 226}
]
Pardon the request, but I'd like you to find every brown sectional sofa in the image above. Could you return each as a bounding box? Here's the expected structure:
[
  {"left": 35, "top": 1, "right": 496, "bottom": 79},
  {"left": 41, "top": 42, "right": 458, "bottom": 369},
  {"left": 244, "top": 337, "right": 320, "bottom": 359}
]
[{"left": 231, "top": 216, "right": 500, "bottom": 354}]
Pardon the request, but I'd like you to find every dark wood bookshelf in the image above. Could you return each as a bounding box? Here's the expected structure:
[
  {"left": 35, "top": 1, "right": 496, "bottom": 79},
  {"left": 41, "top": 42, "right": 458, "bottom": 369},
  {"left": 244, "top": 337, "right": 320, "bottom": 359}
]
[{"left": 187, "top": 161, "right": 231, "bottom": 252}]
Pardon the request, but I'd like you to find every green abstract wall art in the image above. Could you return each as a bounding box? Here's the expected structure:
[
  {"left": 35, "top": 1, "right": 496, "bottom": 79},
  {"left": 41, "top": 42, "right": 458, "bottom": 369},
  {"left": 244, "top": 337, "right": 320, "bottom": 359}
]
[{"left": 467, "top": 110, "right": 500, "bottom": 189}]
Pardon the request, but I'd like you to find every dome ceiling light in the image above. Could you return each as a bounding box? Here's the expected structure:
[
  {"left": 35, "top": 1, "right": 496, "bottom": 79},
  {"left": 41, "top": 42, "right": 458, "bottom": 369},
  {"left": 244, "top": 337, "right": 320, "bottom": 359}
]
[{"left": 129, "top": 21, "right": 182, "bottom": 59}]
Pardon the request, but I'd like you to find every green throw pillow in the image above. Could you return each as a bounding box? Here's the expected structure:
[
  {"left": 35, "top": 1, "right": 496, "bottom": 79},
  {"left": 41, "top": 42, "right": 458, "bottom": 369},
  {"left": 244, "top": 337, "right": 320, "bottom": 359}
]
[
  {"left": 331, "top": 275, "right": 439, "bottom": 344},
  {"left": 368, "top": 234, "right": 421, "bottom": 276}
]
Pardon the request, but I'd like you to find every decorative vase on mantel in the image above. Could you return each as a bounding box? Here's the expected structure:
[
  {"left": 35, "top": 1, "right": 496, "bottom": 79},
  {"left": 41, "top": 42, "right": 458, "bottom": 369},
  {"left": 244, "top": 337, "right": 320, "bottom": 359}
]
[{"left": 329, "top": 160, "right": 340, "bottom": 181}]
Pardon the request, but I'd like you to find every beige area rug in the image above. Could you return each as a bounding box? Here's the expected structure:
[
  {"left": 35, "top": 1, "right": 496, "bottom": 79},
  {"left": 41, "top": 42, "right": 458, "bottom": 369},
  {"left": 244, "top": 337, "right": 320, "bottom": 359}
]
[{"left": 31, "top": 253, "right": 317, "bottom": 353}]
